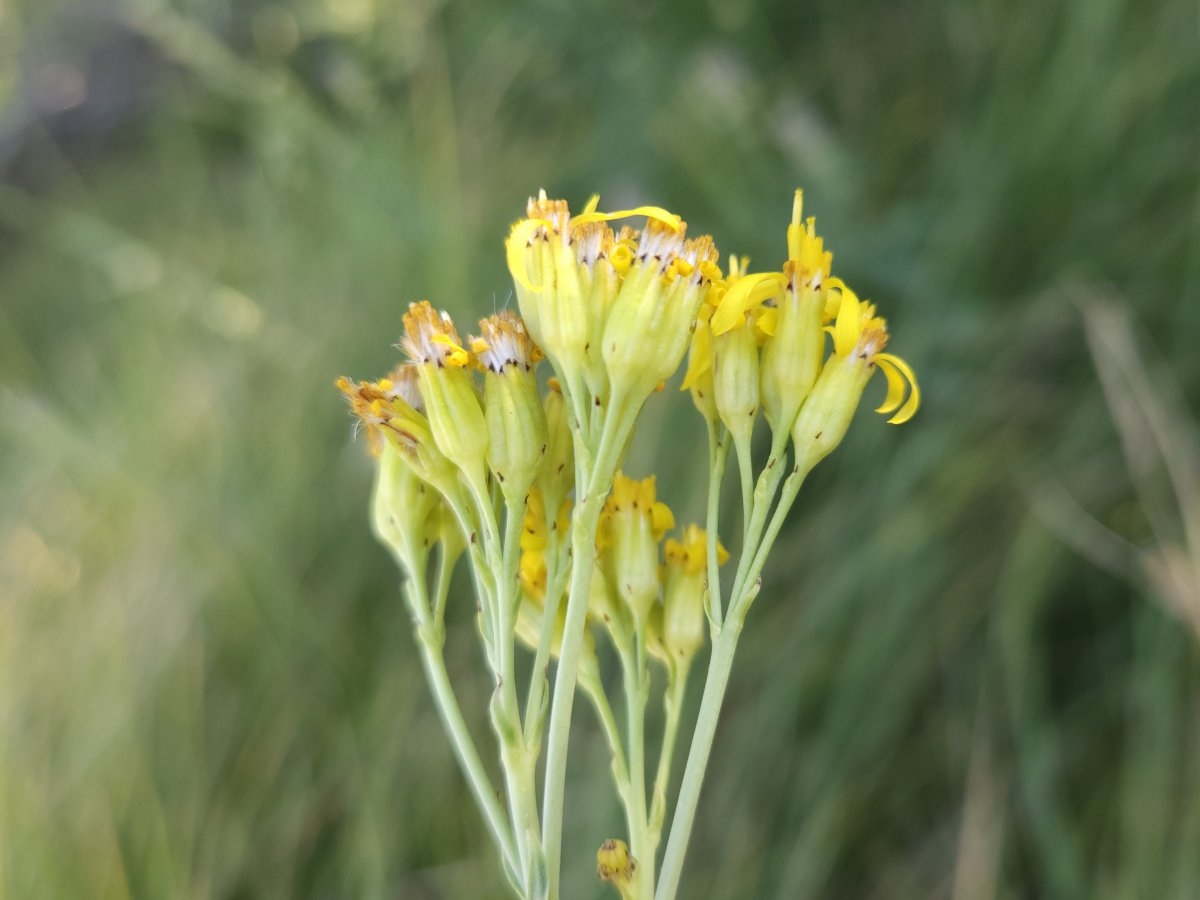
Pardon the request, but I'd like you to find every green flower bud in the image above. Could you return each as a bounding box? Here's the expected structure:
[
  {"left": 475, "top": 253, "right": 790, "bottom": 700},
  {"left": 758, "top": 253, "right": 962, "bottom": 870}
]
[
  {"left": 601, "top": 222, "right": 720, "bottom": 404},
  {"left": 790, "top": 351, "right": 872, "bottom": 478},
  {"left": 505, "top": 193, "right": 593, "bottom": 402},
  {"left": 596, "top": 838, "right": 637, "bottom": 899},
  {"left": 791, "top": 283, "right": 921, "bottom": 476},
  {"left": 662, "top": 524, "right": 727, "bottom": 663},
  {"left": 401, "top": 302, "right": 489, "bottom": 483},
  {"left": 370, "top": 441, "right": 440, "bottom": 571},
  {"left": 578, "top": 222, "right": 623, "bottom": 402},
  {"left": 761, "top": 273, "right": 825, "bottom": 436},
  {"left": 475, "top": 312, "right": 548, "bottom": 500},
  {"left": 600, "top": 473, "right": 675, "bottom": 626},
  {"left": 712, "top": 318, "right": 761, "bottom": 440}
]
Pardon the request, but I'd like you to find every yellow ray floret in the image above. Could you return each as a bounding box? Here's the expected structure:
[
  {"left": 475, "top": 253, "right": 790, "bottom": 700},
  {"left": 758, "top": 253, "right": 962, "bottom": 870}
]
[
  {"left": 401, "top": 301, "right": 473, "bottom": 368},
  {"left": 873, "top": 353, "right": 921, "bottom": 425},
  {"left": 709, "top": 270, "right": 786, "bottom": 336},
  {"left": 663, "top": 524, "right": 730, "bottom": 576},
  {"left": 786, "top": 189, "right": 833, "bottom": 288},
  {"left": 826, "top": 282, "right": 920, "bottom": 424},
  {"left": 603, "top": 472, "right": 676, "bottom": 540}
]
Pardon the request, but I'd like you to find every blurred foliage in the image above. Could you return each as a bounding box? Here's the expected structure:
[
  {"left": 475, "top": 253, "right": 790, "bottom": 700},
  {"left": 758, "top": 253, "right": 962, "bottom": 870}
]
[{"left": 1, "top": 0, "right": 1198, "bottom": 897}]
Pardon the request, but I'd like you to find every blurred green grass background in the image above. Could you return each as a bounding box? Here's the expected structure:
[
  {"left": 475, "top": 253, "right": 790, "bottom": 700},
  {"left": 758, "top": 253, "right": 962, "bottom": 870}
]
[{"left": 2, "top": 0, "right": 1199, "bottom": 897}]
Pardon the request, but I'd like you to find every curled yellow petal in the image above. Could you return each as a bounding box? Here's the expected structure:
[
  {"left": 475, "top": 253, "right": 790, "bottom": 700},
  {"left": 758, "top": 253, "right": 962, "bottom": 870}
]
[
  {"left": 505, "top": 218, "right": 549, "bottom": 292},
  {"left": 754, "top": 306, "right": 779, "bottom": 337},
  {"left": 610, "top": 241, "right": 634, "bottom": 275},
  {"left": 571, "top": 205, "right": 682, "bottom": 232},
  {"left": 430, "top": 333, "right": 471, "bottom": 368},
  {"left": 832, "top": 285, "right": 862, "bottom": 357},
  {"left": 581, "top": 194, "right": 601, "bottom": 215},
  {"left": 874, "top": 351, "right": 920, "bottom": 424},
  {"left": 710, "top": 272, "right": 784, "bottom": 335},
  {"left": 665, "top": 257, "right": 695, "bottom": 280},
  {"left": 873, "top": 356, "right": 907, "bottom": 415}
]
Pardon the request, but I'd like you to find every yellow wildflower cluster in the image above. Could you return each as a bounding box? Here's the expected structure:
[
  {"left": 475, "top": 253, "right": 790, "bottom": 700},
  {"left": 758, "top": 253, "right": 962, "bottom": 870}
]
[
  {"left": 683, "top": 191, "right": 919, "bottom": 481},
  {"left": 337, "top": 188, "right": 920, "bottom": 900},
  {"left": 506, "top": 191, "right": 722, "bottom": 431}
]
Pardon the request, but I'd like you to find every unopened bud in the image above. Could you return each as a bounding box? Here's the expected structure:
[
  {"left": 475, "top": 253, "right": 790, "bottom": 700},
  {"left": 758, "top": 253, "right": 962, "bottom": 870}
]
[
  {"left": 475, "top": 312, "right": 548, "bottom": 499},
  {"left": 761, "top": 271, "right": 826, "bottom": 436},
  {"left": 596, "top": 838, "right": 636, "bottom": 897},
  {"left": 712, "top": 318, "right": 761, "bottom": 440},
  {"left": 602, "top": 222, "right": 719, "bottom": 403},
  {"left": 600, "top": 473, "right": 674, "bottom": 626},
  {"left": 790, "top": 351, "right": 872, "bottom": 477},
  {"left": 402, "top": 302, "right": 489, "bottom": 482},
  {"left": 662, "top": 524, "right": 728, "bottom": 662},
  {"left": 371, "top": 441, "right": 440, "bottom": 570}
]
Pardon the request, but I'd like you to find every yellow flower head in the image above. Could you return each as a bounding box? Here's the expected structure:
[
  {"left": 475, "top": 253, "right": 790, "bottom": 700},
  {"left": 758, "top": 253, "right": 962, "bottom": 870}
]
[
  {"left": 468, "top": 311, "right": 549, "bottom": 494},
  {"left": 506, "top": 190, "right": 721, "bottom": 408},
  {"left": 598, "top": 472, "right": 675, "bottom": 625},
  {"left": 396, "top": 302, "right": 489, "bottom": 479},
  {"left": 520, "top": 550, "right": 549, "bottom": 602},
  {"left": 473, "top": 310, "right": 544, "bottom": 374},
  {"left": 708, "top": 253, "right": 785, "bottom": 337},
  {"left": 596, "top": 838, "right": 637, "bottom": 896},
  {"left": 785, "top": 189, "right": 833, "bottom": 291},
  {"left": 506, "top": 192, "right": 690, "bottom": 402},
  {"left": 335, "top": 369, "right": 426, "bottom": 456},
  {"left": 760, "top": 191, "right": 835, "bottom": 435},
  {"left": 601, "top": 219, "right": 720, "bottom": 400},
  {"left": 601, "top": 473, "right": 676, "bottom": 543},
  {"left": 660, "top": 523, "right": 728, "bottom": 663},
  {"left": 663, "top": 524, "right": 730, "bottom": 577},
  {"left": 505, "top": 191, "right": 685, "bottom": 293},
  {"left": 401, "top": 300, "right": 473, "bottom": 368},
  {"left": 827, "top": 282, "right": 920, "bottom": 425},
  {"left": 684, "top": 255, "right": 777, "bottom": 387}
]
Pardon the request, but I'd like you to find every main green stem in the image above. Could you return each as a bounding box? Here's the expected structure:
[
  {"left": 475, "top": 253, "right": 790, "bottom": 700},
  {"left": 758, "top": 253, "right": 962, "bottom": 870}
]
[
  {"left": 540, "top": 402, "right": 630, "bottom": 898},
  {"left": 655, "top": 453, "right": 805, "bottom": 900},
  {"left": 652, "top": 620, "right": 740, "bottom": 900}
]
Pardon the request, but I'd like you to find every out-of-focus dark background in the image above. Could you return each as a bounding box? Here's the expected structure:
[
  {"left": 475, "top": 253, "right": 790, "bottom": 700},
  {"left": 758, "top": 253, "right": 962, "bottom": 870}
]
[{"left": 3, "top": 0, "right": 1198, "bottom": 897}]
